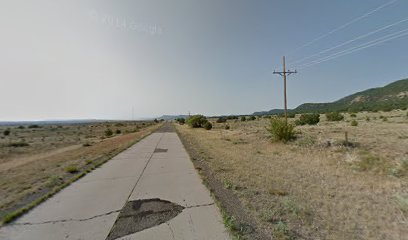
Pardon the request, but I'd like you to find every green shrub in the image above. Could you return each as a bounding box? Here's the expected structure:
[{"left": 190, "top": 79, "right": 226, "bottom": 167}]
[
  {"left": 115, "top": 129, "right": 121, "bottom": 134},
  {"left": 248, "top": 116, "right": 256, "bottom": 121},
  {"left": 225, "top": 124, "right": 230, "bottom": 130},
  {"left": 28, "top": 124, "right": 41, "bottom": 128},
  {"left": 203, "top": 122, "right": 212, "bottom": 130},
  {"left": 104, "top": 128, "right": 113, "bottom": 137},
  {"left": 240, "top": 116, "right": 246, "bottom": 121},
  {"left": 366, "top": 116, "right": 371, "bottom": 122},
  {"left": 351, "top": 120, "right": 358, "bottom": 126},
  {"left": 288, "top": 113, "right": 296, "bottom": 118},
  {"left": 326, "top": 112, "right": 344, "bottom": 121},
  {"left": 3, "top": 129, "right": 10, "bottom": 136},
  {"left": 187, "top": 115, "right": 208, "bottom": 128},
  {"left": 296, "top": 113, "right": 320, "bottom": 125},
  {"left": 216, "top": 117, "right": 227, "bottom": 123},
  {"left": 266, "top": 118, "right": 296, "bottom": 143},
  {"left": 154, "top": 119, "right": 159, "bottom": 123},
  {"left": 17, "top": 126, "right": 25, "bottom": 129},
  {"left": 176, "top": 118, "right": 185, "bottom": 125},
  {"left": 350, "top": 113, "right": 357, "bottom": 118}
]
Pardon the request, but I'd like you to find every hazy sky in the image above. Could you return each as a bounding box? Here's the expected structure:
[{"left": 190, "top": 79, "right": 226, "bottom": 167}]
[{"left": 1, "top": 0, "right": 408, "bottom": 121}]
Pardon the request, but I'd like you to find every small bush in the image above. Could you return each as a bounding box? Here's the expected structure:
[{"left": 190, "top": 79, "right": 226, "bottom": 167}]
[
  {"left": 64, "top": 165, "right": 78, "bottom": 173},
  {"left": 28, "top": 124, "right": 41, "bottom": 128},
  {"left": 326, "top": 112, "right": 344, "bottom": 121},
  {"left": 266, "top": 118, "right": 296, "bottom": 143},
  {"left": 17, "top": 126, "right": 25, "bottom": 129},
  {"left": 350, "top": 113, "right": 357, "bottom": 118},
  {"left": 187, "top": 115, "right": 208, "bottom": 128},
  {"left": 296, "top": 113, "right": 320, "bottom": 125},
  {"left": 104, "top": 128, "right": 113, "bottom": 137},
  {"left": 203, "top": 122, "right": 212, "bottom": 130},
  {"left": 240, "top": 116, "right": 246, "bottom": 121},
  {"left": 216, "top": 117, "right": 227, "bottom": 123},
  {"left": 3, "top": 129, "right": 10, "bottom": 136},
  {"left": 82, "top": 143, "right": 92, "bottom": 147},
  {"left": 176, "top": 118, "right": 185, "bottom": 125},
  {"left": 248, "top": 116, "right": 256, "bottom": 121},
  {"left": 366, "top": 116, "right": 371, "bottom": 122},
  {"left": 154, "top": 119, "right": 159, "bottom": 123},
  {"left": 115, "top": 129, "right": 121, "bottom": 134},
  {"left": 225, "top": 124, "right": 230, "bottom": 130},
  {"left": 351, "top": 120, "right": 358, "bottom": 126}
]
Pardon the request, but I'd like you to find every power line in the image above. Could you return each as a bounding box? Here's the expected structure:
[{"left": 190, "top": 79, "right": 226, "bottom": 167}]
[
  {"left": 297, "top": 28, "right": 408, "bottom": 69},
  {"left": 288, "top": 0, "right": 399, "bottom": 56},
  {"left": 291, "top": 17, "right": 408, "bottom": 66}
]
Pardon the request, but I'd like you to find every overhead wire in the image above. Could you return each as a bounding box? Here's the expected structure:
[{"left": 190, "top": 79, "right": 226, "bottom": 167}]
[
  {"left": 296, "top": 27, "right": 408, "bottom": 69},
  {"left": 290, "top": 17, "right": 408, "bottom": 66},
  {"left": 287, "top": 0, "right": 399, "bottom": 56}
]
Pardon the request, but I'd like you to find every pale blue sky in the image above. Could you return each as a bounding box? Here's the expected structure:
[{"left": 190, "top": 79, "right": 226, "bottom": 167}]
[{"left": 1, "top": 0, "right": 408, "bottom": 120}]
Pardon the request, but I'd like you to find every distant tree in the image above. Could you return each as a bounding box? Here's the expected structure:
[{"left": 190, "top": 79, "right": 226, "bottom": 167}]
[
  {"left": 216, "top": 117, "right": 227, "bottom": 123},
  {"left": 154, "top": 119, "right": 159, "bottom": 123},
  {"left": 240, "top": 116, "right": 246, "bottom": 122},
  {"left": 3, "top": 129, "right": 10, "bottom": 136},
  {"left": 295, "top": 113, "right": 320, "bottom": 126}
]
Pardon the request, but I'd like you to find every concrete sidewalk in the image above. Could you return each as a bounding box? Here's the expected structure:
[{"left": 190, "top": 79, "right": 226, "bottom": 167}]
[{"left": 0, "top": 124, "right": 230, "bottom": 240}]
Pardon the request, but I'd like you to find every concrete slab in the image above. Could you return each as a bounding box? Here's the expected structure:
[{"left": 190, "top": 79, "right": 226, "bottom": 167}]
[{"left": 16, "top": 176, "right": 137, "bottom": 223}]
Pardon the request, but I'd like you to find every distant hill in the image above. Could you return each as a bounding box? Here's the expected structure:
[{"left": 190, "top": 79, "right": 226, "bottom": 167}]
[
  {"left": 158, "top": 115, "right": 189, "bottom": 120},
  {"left": 253, "top": 78, "right": 408, "bottom": 115},
  {"left": 253, "top": 109, "right": 286, "bottom": 116}
]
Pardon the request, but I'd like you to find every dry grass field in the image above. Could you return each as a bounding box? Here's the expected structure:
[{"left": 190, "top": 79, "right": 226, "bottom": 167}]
[
  {"left": 0, "top": 121, "right": 161, "bottom": 222},
  {"left": 176, "top": 110, "right": 408, "bottom": 240}
]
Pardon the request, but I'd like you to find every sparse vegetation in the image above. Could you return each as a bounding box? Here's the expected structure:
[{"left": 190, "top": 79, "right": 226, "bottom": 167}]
[
  {"left": 203, "top": 122, "right": 213, "bottom": 130},
  {"left": 216, "top": 117, "right": 227, "bottom": 123},
  {"left": 3, "top": 129, "right": 10, "bottom": 136},
  {"left": 104, "top": 128, "right": 113, "bottom": 137},
  {"left": 351, "top": 120, "right": 358, "bottom": 126},
  {"left": 295, "top": 113, "right": 320, "bottom": 126},
  {"left": 326, "top": 112, "right": 344, "bottom": 121},
  {"left": 176, "top": 109, "right": 408, "bottom": 239}
]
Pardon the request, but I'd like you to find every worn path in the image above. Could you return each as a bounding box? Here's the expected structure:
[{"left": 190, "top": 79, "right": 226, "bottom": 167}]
[{"left": 0, "top": 123, "right": 230, "bottom": 240}]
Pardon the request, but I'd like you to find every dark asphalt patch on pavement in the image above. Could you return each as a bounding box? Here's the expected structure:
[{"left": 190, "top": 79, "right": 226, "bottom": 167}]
[
  {"left": 154, "top": 148, "right": 168, "bottom": 153},
  {"left": 106, "top": 199, "right": 184, "bottom": 240}
]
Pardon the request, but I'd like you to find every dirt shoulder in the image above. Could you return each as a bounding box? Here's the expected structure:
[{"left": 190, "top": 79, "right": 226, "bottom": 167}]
[{"left": 175, "top": 124, "right": 269, "bottom": 240}]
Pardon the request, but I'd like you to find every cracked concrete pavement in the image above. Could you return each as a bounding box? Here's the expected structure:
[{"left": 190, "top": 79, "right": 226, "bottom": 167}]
[{"left": 0, "top": 123, "right": 230, "bottom": 240}]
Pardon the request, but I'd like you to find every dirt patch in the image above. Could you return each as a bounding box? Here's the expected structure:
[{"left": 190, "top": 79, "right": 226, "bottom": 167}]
[
  {"left": 176, "top": 126, "right": 268, "bottom": 240},
  {"left": 106, "top": 199, "right": 184, "bottom": 240}
]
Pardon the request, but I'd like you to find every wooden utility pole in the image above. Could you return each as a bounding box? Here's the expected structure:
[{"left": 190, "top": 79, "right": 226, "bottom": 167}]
[{"left": 273, "top": 56, "right": 297, "bottom": 124}]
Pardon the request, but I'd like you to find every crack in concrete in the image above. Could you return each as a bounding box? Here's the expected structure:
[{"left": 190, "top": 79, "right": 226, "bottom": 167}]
[
  {"left": 8, "top": 209, "right": 121, "bottom": 226},
  {"left": 184, "top": 203, "right": 215, "bottom": 209},
  {"left": 166, "top": 222, "right": 176, "bottom": 240},
  {"left": 79, "top": 175, "right": 137, "bottom": 184}
]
